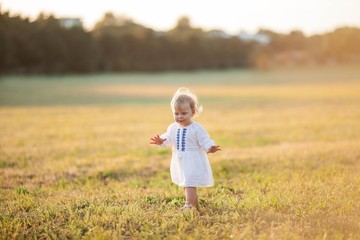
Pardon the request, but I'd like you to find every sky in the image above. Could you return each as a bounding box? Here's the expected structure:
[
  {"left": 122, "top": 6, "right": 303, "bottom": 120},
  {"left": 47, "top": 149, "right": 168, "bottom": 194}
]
[{"left": 1, "top": 0, "right": 360, "bottom": 36}]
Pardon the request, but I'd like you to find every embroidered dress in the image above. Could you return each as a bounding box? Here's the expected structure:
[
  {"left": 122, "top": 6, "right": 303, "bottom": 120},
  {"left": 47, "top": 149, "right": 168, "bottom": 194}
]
[{"left": 160, "top": 122, "right": 215, "bottom": 187}]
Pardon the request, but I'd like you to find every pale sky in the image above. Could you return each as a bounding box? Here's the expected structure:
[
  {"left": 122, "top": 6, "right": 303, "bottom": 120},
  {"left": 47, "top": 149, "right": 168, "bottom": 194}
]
[{"left": 1, "top": 0, "right": 360, "bottom": 36}]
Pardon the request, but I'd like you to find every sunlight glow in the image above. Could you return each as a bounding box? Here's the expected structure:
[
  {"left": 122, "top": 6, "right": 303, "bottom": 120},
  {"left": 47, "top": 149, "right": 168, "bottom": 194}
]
[{"left": 1, "top": 0, "right": 360, "bottom": 35}]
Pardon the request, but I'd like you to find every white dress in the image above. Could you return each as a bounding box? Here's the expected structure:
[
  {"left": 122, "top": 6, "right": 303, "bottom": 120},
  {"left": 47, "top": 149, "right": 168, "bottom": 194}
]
[{"left": 160, "top": 122, "right": 215, "bottom": 187}]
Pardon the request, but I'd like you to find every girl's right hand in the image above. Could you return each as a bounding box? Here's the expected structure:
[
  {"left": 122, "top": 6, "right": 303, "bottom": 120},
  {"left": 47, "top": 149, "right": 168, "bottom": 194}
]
[{"left": 150, "top": 135, "right": 166, "bottom": 145}]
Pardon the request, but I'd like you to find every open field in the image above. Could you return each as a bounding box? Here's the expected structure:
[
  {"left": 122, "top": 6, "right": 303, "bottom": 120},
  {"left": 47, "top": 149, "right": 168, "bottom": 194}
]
[{"left": 1, "top": 66, "right": 360, "bottom": 239}]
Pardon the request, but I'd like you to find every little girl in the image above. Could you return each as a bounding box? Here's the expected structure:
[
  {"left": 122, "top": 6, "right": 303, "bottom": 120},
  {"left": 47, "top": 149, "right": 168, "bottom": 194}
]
[{"left": 150, "top": 87, "right": 221, "bottom": 210}]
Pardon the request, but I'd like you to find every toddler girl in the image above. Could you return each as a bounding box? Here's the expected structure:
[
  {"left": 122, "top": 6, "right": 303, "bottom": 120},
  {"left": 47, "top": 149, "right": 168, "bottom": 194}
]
[{"left": 150, "top": 87, "right": 221, "bottom": 210}]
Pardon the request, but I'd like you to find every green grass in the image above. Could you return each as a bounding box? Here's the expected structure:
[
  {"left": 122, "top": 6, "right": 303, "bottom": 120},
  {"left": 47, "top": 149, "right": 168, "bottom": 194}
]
[{"left": 1, "top": 65, "right": 360, "bottom": 239}]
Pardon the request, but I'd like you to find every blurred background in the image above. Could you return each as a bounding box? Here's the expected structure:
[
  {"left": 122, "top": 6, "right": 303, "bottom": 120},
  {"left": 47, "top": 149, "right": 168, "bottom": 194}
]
[{"left": 0, "top": 0, "right": 360, "bottom": 75}]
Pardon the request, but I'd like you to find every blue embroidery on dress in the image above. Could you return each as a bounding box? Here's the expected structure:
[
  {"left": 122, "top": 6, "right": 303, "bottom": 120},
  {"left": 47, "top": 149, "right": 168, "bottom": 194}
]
[
  {"left": 181, "top": 128, "right": 187, "bottom": 151},
  {"left": 176, "top": 128, "right": 187, "bottom": 151},
  {"left": 176, "top": 128, "right": 180, "bottom": 150}
]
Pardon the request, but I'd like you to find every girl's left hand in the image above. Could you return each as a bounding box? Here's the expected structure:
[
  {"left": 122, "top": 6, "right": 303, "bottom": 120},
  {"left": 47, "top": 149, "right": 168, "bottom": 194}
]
[{"left": 207, "top": 145, "right": 221, "bottom": 153}]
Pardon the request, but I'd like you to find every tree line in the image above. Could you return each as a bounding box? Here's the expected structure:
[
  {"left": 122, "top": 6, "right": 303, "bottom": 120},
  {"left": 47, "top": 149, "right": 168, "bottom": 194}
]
[{"left": 1, "top": 10, "right": 360, "bottom": 74}]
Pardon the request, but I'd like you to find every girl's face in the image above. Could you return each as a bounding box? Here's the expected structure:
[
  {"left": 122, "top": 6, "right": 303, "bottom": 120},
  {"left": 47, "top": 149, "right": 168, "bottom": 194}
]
[{"left": 173, "top": 102, "right": 195, "bottom": 127}]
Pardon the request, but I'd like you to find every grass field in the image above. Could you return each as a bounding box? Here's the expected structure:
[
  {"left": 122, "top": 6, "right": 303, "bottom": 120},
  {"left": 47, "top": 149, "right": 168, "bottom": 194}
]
[{"left": 1, "top": 65, "right": 360, "bottom": 239}]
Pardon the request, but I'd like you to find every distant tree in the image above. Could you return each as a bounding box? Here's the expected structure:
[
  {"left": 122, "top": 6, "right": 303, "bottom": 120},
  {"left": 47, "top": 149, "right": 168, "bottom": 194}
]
[
  {"left": 327, "top": 27, "right": 360, "bottom": 62},
  {"left": 1, "top": 8, "right": 360, "bottom": 74},
  {"left": 64, "top": 27, "right": 99, "bottom": 72},
  {"left": 93, "top": 12, "right": 155, "bottom": 71},
  {"left": 176, "top": 16, "right": 191, "bottom": 30},
  {"left": 287, "top": 30, "right": 307, "bottom": 50}
]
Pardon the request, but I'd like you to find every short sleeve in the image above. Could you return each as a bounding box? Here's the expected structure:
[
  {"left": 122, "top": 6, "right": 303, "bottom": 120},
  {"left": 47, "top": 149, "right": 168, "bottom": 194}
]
[{"left": 196, "top": 124, "right": 215, "bottom": 152}]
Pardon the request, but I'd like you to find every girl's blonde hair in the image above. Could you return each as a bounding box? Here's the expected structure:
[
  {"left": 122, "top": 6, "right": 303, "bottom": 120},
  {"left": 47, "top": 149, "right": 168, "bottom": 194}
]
[{"left": 171, "top": 87, "right": 203, "bottom": 117}]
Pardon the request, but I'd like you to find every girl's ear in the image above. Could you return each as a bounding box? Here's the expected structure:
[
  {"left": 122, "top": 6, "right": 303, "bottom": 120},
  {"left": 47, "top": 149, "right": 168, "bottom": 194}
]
[{"left": 192, "top": 109, "right": 196, "bottom": 116}]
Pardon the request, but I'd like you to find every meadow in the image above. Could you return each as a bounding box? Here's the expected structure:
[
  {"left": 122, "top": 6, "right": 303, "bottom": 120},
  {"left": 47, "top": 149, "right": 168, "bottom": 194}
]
[{"left": 0, "top": 65, "right": 360, "bottom": 239}]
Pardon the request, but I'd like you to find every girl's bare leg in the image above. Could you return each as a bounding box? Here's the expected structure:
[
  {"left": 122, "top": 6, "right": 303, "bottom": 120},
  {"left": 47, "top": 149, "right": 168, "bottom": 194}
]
[{"left": 184, "top": 187, "right": 199, "bottom": 210}]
